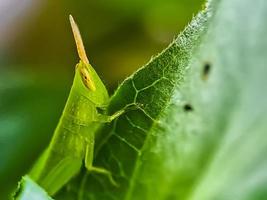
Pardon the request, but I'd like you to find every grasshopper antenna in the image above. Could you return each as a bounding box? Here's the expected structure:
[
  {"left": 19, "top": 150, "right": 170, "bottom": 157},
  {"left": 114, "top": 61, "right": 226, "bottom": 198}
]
[{"left": 69, "top": 14, "right": 89, "bottom": 65}]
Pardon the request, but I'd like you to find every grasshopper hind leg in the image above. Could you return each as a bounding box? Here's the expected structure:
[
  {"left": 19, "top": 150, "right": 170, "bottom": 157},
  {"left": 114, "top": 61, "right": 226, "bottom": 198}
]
[
  {"left": 84, "top": 142, "right": 118, "bottom": 187},
  {"left": 87, "top": 166, "right": 118, "bottom": 187}
]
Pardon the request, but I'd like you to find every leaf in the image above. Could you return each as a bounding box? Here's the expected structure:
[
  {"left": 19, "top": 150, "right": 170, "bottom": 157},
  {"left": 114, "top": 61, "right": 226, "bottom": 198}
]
[
  {"left": 55, "top": 6, "right": 210, "bottom": 200},
  {"left": 13, "top": 176, "right": 53, "bottom": 200},
  {"left": 0, "top": 71, "right": 68, "bottom": 199},
  {"left": 186, "top": 0, "right": 267, "bottom": 199},
  {"left": 23, "top": 0, "right": 267, "bottom": 199}
]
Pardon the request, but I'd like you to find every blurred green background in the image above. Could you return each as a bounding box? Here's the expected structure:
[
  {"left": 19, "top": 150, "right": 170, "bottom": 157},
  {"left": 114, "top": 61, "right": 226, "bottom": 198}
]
[{"left": 0, "top": 0, "right": 203, "bottom": 198}]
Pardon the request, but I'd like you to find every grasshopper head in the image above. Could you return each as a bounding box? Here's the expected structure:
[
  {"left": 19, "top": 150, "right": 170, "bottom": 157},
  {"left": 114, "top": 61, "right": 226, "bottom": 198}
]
[{"left": 70, "top": 15, "right": 109, "bottom": 105}]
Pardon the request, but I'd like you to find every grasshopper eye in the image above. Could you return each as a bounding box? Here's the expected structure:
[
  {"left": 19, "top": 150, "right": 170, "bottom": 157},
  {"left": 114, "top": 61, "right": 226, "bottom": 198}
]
[{"left": 79, "top": 67, "right": 96, "bottom": 91}]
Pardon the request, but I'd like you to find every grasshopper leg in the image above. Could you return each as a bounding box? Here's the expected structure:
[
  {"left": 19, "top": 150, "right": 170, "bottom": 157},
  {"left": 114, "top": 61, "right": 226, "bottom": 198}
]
[
  {"left": 97, "top": 103, "right": 142, "bottom": 123},
  {"left": 87, "top": 166, "right": 118, "bottom": 187},
  {"left": 97, "top": 109, "right": 124, "bottom": 123},
  {"left": 85, "top": 142, "right": 118, "bottom": 186}
]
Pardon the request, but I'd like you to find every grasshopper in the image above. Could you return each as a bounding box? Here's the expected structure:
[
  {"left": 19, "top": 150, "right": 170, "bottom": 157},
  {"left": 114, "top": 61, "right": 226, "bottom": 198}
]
[{"left": 30, "top": 15, "right": 126, "bottom": 196}]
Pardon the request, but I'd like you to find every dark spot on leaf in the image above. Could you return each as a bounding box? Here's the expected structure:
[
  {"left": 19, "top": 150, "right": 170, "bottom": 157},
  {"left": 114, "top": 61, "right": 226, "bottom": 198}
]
[
  {"left": 183, "top": 104, "right": 193, "bottom": 112},
  {"left": 202, "top": 62, "right": 211, "bottom": 80}
]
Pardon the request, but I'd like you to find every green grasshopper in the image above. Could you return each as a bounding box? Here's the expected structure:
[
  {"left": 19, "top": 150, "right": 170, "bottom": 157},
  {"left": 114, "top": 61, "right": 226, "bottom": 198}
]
[{"left": 30, "top": 15, "right": 126, "bottom": 196}]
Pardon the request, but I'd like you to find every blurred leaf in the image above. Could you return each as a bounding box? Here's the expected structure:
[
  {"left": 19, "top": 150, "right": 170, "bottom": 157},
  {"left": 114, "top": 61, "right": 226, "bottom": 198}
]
[
  {"left": 0, "top": 71, "right": 68, "bottom": 199},
  {"left": 13, "top": 176, "right": 53, "bottom": 200}
]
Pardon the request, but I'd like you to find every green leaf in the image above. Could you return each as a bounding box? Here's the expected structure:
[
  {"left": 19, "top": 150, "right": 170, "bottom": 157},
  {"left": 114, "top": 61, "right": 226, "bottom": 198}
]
[
  {"left": 0, "top": 71, "right": 68, "bottom": 199},
  {"left": 16, "top": 0, "right": 267, "bottom": 199},
  {"left": 54, "top": 0, "right": 267, "bottom": 199},
  {"left": 13, "top": 176, "right": 53, "bottom": 200},
  {"left": 55, "top": 6, "right": 210, "bottom": 200}
]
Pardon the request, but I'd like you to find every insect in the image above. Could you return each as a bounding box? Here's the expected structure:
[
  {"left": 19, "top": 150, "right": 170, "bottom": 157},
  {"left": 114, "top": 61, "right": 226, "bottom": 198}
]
[{"left": 29, "top": 15, "right": 126, "bottom": 196}]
